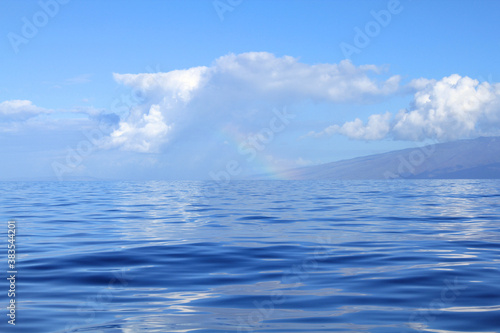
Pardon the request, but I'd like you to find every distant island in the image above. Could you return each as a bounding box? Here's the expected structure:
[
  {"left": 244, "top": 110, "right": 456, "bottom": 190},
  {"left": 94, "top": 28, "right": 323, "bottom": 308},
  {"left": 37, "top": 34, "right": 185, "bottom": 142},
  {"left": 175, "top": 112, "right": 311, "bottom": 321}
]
[{"left": 260, "top": 136, "right": 500, "bottom": 180}]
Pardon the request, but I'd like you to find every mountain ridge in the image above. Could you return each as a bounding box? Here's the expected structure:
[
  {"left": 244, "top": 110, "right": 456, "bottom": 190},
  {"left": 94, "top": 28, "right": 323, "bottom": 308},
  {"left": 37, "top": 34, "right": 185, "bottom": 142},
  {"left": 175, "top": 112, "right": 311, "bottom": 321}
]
[{"left": 261, "top": 136, "right": 500, "bottom": 180}]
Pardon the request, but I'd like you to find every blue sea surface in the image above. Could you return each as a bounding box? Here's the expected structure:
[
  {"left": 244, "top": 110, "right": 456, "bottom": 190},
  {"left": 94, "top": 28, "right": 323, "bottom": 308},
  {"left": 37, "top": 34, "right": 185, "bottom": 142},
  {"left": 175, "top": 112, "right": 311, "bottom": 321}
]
[{"left": 0, "top": 180, "right": 499, "bottom": 333}]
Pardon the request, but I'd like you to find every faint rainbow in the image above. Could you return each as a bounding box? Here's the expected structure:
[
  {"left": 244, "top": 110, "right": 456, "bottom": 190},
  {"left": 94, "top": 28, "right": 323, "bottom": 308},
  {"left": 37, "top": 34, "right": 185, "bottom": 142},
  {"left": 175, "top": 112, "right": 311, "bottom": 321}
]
[{"left": 216, "top": 126, "right": 292, "bottom": 180}]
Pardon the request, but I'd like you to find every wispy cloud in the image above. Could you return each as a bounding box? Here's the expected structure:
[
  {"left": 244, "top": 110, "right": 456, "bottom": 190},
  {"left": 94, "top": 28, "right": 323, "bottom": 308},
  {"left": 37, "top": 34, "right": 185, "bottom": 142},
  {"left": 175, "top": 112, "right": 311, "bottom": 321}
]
[
  {"left": 64, "top": 73, "right": 93, "bottom": 85},
  {"left": 0, "top": 100, "right": 52, "bottom": 121},
  {"left": 44, "top": 74, "right": 93, "bottom": 89}
]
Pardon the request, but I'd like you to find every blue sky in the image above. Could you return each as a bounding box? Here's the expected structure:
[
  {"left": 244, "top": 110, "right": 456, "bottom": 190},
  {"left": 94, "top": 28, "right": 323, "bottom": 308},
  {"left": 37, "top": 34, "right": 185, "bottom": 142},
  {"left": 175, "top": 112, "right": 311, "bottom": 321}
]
[{"left": 1, "top": 0, "right": 500, "bottom": 180}]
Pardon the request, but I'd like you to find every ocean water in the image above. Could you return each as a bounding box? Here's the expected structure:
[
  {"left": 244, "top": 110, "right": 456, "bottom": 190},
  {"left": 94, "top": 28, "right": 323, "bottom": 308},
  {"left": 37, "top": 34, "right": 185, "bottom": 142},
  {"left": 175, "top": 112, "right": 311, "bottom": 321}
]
[{"left": 0, "top": 180, "right": 499, "bottom": 333}]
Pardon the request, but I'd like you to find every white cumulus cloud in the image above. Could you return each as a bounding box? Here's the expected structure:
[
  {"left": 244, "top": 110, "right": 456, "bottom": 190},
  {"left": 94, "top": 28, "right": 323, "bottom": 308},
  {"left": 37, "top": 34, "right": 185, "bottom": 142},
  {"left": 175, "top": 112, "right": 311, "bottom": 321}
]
[
  {"left": 312, "top": 112, "right": 391, "bottom": 140},
  {"left": 106, "top": 104, "right": 171, "bottom": 153},
  {"left": 393, "top": 74, "right": 500, "bottom": 141},
  {"left": 113, "top": 66, "right": 209, "bottom": 105},
  {"left": 314, "top": 74, "right": 500, "bottom": 142},
  {"left": 107, "top": 52, "right": 401, "bottom": 152}
]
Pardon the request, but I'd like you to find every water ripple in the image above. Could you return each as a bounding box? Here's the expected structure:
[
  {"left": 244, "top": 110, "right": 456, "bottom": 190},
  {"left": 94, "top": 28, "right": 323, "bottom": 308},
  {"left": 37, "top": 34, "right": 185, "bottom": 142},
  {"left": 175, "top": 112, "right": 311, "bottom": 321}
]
[{"left": 0, "top": 180, "right": 499, "bottom": 332}]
